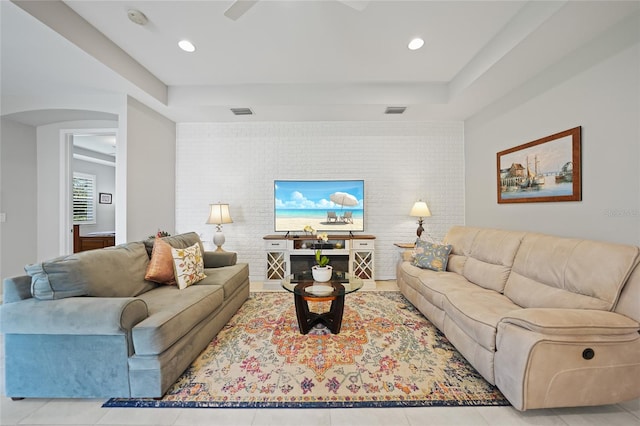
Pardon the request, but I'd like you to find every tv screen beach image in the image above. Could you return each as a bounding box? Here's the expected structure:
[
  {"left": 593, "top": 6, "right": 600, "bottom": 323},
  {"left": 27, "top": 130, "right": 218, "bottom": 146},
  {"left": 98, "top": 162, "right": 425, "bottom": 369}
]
[{"left": 274, "top": 180, "right": 364, "bottom": 232}]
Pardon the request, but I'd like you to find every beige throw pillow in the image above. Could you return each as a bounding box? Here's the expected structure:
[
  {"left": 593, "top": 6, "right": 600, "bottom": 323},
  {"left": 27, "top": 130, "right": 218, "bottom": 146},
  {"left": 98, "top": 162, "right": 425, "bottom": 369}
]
[{"left": 171, "top": 242, "right": 206, "bottom": 290}]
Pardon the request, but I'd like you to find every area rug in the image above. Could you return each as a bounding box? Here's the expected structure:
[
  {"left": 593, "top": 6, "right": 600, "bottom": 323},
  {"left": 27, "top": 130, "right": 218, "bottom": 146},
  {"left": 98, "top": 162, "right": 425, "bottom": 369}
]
[{"left": 104, "top": 291, "right": 509, "bottom": 408}]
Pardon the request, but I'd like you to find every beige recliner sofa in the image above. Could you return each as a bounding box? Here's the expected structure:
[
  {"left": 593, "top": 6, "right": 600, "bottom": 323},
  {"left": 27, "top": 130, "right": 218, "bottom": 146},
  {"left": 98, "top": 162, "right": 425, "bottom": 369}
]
[{"left": 397, "top": 226, "right": 640, "bottom": 411}]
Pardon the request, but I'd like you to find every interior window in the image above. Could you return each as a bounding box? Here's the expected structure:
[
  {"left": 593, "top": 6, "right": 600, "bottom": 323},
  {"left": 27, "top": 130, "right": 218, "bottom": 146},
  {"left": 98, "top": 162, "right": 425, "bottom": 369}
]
[{"left": 73, "top": 172, "right": 97, "bottom": 224}]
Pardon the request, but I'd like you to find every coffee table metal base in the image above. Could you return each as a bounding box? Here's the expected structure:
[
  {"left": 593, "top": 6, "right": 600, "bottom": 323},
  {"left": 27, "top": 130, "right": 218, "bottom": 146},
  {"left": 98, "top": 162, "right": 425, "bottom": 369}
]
[{"left": 294, "top": 293, "right": 345, "bottom": 334}]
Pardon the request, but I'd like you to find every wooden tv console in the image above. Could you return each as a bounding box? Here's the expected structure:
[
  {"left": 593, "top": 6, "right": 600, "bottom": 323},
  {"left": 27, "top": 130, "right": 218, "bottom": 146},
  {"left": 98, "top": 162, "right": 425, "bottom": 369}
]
[{"left": 263, "top": 234, "right": 375, "bottom": 290}]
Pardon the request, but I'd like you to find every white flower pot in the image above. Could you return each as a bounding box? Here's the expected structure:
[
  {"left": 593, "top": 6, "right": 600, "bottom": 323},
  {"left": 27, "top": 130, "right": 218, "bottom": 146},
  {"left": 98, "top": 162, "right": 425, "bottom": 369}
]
[{"left": 312, "top": 265, "right": 333, "bottom": 282}]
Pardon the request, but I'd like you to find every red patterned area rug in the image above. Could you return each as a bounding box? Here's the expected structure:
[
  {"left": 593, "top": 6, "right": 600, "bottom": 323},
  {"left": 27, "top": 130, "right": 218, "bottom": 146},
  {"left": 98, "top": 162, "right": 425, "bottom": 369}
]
[{"left": 104, "top": 292, "right": 509, "bottom": 408}]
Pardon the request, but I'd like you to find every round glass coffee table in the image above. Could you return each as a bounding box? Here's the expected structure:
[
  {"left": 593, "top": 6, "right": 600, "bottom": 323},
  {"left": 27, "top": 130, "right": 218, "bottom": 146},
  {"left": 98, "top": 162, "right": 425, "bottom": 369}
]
[{"left": 281, "top": 271, "right": 364, "bottom": 334}]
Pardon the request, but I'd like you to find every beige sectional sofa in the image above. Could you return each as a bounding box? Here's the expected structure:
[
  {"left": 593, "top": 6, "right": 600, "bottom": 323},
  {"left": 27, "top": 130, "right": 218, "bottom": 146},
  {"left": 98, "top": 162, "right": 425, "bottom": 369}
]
[{"left": 397, "top": 226, "right": 640, "bottom": 411}]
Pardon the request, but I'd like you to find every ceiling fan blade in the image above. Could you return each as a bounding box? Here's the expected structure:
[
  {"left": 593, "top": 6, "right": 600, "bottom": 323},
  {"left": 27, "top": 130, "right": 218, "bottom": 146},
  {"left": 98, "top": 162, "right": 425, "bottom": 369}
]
[
  {"left": 339, "top": 0, "right": 370, "bottom": 12},
  {"left": 224, "top": 0, "right": 259, "bottom": 21}
]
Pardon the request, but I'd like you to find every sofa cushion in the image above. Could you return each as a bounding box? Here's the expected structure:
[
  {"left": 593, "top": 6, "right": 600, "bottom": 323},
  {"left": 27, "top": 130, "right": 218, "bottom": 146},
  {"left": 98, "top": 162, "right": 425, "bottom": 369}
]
[
  {"left": 171, "top": 243, "right": 206, "bottom": 290},
  {"left": 399, "top": 262, "right": 477, "bottom": 311},
  {"left": 145, "top": 237, "right": 176, "bottom": 285},
  {"left": 505, "top": 233, "right": 640, "bottom": 311},
  {"left": 462, "top": 228, "right": 525, "bottom": 293},
  {"left": 27, "top": 242, "right": 155, "bottom": 300},
  {"left": 443, "top": 287, "right": 522, "bottom": 351},
  {"left": 443, "top": 226, "right": 481, "bottom": 274},
  {"left": 132, "top": 284, "right": 225, "bottom": 355},
  {"left": 201, "top": 263, "right": 250, "bottom": 299},
  {"left": 412, "top": 240, "right": 453, "bottom": 272}
]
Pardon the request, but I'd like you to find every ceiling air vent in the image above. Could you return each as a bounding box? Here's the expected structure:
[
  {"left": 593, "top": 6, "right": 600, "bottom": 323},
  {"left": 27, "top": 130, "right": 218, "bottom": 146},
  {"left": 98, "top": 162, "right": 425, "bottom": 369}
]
[
  {"left": 230, "top": 107, "right": 254, "bottom": 116},
  {"left": 385, "top": 106, "right": 406, "bottom": 114}
]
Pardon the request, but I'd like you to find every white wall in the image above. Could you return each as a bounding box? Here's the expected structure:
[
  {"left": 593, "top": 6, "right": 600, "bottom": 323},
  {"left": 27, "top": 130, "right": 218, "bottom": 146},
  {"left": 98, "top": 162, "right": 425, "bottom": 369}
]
[
  {"left": 0, "top": 118, "right": 37, "bottom": 281},
  {"left": 36, "top": 120, "right": 118, "bottom": 260},
  {"left": 125, "top": 97, "right": 176, "bottom": 242},
  {"left": 465, "top": 25, "right": 640, "bottom": 245},
  {"left": 5, "top": 96, "right": 174, "bottom": 262},
  {"left": 176, "top": 121, "right": 465, "bottom": 282}
]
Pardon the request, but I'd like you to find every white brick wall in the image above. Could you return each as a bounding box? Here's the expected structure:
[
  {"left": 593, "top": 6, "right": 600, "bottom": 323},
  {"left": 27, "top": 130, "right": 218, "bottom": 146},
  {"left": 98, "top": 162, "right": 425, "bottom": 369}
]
[{"left": 176, "top": 121, "right": 465, "bottom": 282}]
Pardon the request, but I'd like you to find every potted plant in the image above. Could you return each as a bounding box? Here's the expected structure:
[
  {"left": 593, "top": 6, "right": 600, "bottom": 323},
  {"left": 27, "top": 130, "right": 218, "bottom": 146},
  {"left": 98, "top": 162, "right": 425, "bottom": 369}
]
[{"left": 304, "top": 226, "right": 332, "bottom": 282}]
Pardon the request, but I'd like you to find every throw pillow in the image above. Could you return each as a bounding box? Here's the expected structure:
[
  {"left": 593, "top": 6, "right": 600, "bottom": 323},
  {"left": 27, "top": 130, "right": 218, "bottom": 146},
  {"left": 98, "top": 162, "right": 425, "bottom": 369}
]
[
  {"left": 413, "top": 240, "right": 453, "bottom": 272},
  {"left": 145, "top": 236, "right": 176, "bottom": 285},
  {"left": 171, "top": 242, "right": 206, "bottom": 290}
]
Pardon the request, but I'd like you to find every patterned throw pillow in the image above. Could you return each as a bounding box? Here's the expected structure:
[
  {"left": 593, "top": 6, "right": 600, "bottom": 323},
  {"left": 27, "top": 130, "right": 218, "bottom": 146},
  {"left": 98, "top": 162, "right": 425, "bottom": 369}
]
[
  {"left": 412, "top": 239, "right": 453, "bottom": 272},
  {"left": 171, "top": 242, "right": 206, "bottom": 290},
  {"left": 145, "top": 236, "right": 176, "bottom": 285}
]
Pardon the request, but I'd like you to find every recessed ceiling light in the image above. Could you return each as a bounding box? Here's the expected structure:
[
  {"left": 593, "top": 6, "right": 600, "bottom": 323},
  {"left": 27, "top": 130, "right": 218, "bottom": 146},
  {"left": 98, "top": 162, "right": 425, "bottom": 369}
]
[
  {"left": 178, "top": 40, "right": 196, "bottom": 53},
  {"left": 408, "top": 38, "right": 424, "bottom": 51}
]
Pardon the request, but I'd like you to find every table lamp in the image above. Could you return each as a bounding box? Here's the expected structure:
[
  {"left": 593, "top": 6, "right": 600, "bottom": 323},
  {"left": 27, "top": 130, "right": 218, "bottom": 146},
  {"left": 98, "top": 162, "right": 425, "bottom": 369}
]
[
  {"left": 206, "top": 203, "right": 233, "bottom": 251},
  {"left": 410, "top": 200, "right": 431, "bottom": 238}
]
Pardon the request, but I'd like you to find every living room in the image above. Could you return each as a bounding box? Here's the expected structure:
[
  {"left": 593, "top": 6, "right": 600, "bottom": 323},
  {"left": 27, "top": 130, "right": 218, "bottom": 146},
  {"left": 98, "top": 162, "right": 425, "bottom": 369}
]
[{"left": 1, "top": 1, "right": 639, "bottom": 425}]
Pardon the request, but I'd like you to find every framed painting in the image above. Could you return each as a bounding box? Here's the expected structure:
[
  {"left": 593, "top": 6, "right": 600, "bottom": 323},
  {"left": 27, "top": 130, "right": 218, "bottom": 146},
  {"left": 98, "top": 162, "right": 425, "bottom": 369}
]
[
  {"left": 99, "top": 192, "right": 113, "bottom": 204},
  {"left": 497, "top": 127, "right": 581, "bottom": 204}
]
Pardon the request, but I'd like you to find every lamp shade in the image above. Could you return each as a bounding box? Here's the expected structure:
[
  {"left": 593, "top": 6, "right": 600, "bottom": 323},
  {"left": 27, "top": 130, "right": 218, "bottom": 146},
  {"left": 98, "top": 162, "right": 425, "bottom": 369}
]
[
  {"left": 410, "top": 201, "right": 431, "bottom": 218},
  {"left": 206, "top": 203, "right": 233, "bottom": 225}
]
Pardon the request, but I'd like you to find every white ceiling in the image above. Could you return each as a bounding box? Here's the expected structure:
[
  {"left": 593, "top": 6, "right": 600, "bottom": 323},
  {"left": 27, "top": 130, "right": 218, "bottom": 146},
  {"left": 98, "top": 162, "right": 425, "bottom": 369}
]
[
  {"left": 73, "top": 133, "right": 117, "bottom": 157},
  {"left": 2, "top": 1, "right": 639, "bottom": 124}
]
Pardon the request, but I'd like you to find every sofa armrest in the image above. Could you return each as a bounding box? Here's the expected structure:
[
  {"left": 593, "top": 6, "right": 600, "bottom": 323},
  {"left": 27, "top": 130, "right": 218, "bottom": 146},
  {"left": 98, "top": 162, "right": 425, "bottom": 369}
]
[
  {"left": 0, "top": 297, "right": 148, "bottom": 335},
  {"left": 401, "top": 251, "right": 414, "bottom": 262},
  {"left": 2, "top": 275, "right": 33, "bottom": 303},
  {"left": 203, "top": 251, "right": 237, "bottom": 268},
  {"left": 495, "top": 308, "right": 640, "bottom": 410},
  {"left": 499, "top": 308, "right": 639, "bottom": 336}
]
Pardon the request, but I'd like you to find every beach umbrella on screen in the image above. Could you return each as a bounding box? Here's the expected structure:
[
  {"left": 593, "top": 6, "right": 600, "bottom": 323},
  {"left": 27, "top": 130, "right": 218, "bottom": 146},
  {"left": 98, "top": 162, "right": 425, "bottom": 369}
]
[{"left": 330, "top": 192, "right": 358, "bottom": 209}]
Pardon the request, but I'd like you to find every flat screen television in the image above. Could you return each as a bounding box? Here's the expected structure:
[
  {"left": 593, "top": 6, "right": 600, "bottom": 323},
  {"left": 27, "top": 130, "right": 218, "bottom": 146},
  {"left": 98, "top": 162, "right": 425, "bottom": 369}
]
[{"left": 274, "top": 180, "right": 364, "bottom": 232}]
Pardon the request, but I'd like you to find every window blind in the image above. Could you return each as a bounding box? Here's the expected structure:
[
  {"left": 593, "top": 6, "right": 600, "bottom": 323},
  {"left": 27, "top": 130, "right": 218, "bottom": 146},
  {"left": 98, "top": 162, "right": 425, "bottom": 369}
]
[{"left": 73, "top": 172, "right": 96, "bottom": 224}]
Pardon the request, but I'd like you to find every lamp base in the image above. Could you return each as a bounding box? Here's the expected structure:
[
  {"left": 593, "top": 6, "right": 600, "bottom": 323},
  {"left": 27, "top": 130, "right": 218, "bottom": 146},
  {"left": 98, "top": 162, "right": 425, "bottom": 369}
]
[
  {"left": 213, "top": 231, "right": 226, "bottom": 252},
  {"left": 416, "top": 219, "right": 424, "bottom": 238}
]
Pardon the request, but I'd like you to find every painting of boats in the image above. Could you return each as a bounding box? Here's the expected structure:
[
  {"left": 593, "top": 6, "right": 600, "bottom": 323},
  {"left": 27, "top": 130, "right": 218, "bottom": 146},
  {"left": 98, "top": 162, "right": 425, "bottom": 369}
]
[
  {"left": 497, "top": 127, "right": 581, "bottom": 203},
  {"left": 555, "top": 161, "right": 573, "bottom": 183}
]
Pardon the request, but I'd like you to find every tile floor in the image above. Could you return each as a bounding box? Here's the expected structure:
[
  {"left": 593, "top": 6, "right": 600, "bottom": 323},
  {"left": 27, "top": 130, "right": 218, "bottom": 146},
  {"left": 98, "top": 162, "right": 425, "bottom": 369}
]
[{"left": 1, "top": 281, "right": 638, "bottom": 426}]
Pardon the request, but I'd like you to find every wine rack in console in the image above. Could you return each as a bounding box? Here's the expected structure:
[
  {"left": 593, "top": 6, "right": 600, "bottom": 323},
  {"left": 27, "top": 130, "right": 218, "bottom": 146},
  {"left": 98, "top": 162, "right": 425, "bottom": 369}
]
[{"left": 264, "top": 234, "right": 375, "bottom": 290}]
